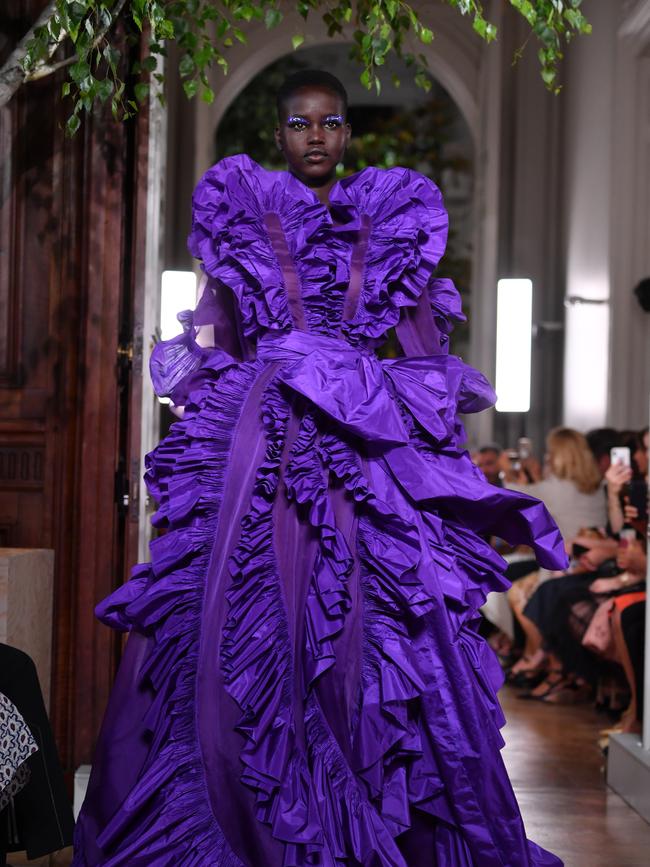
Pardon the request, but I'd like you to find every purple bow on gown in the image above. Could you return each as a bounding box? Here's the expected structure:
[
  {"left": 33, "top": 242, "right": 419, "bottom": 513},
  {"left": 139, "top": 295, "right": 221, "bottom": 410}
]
[{"left": 73, "top": 155, "right": 566, "bottom": 866}]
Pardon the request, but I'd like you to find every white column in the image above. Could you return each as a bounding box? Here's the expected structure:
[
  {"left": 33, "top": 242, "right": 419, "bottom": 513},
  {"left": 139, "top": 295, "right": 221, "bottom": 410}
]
[{"left": 561, "top": 0, "right": 617, "bottom": 429}]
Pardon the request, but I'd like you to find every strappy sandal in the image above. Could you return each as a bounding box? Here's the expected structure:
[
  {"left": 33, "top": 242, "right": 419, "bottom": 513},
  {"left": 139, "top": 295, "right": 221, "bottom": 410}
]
[
  {"left": 516, "top": 670, "right": 565, "bottom": 701},
  {"left": 506, "top": 654, "right": 546, "bottom": 684}
]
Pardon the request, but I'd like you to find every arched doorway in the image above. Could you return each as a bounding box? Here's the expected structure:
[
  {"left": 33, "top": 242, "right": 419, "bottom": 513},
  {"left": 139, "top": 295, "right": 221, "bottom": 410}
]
[{"left": 214, "top": 43, "right": 474, "bottom": 359}]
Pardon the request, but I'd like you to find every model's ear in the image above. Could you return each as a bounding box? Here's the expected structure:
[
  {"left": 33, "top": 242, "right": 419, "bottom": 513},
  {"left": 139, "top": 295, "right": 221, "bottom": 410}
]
[
  {"left": 274, "top": 126, "right": 283, "bottom": 151},
  {"left": 344, "top": 122, "right": 352, "bottom": 147}
]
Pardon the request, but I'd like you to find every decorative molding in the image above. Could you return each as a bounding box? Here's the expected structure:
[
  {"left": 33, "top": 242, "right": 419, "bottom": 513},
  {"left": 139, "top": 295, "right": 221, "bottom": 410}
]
[{"left": 0, "top": 444, "right": 45, "bottom": 490}]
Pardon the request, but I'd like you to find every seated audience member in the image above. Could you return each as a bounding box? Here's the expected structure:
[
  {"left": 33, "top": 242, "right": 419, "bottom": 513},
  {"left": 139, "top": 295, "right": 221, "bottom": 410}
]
[
  {"left": 525, "top": 536, "right": 646, "bottom": 704},
  {"left": 501, "top": 427, "right": 607, "bottom": 542},
  {"left": 515, "top": 483, "right": 647, "bottom": 701},
  {"left": 0, "top": 692, "right": 38, "bottom": 867},
  {"left": 606, "top": 427, "right": 648, "bottom": 535},
  {"left": 500, "top": 428, "right": 607, "bottom": 678},
  {"left": 614, "top": 599, "right": 645, "bottom": 732},
  {"left": 474, "top": 444, "right": 503, "bottom": 486},
  {"left": 585, "top": 427, "right": 620, "bottom": 476},
  {"left": 0, "top": 644, "right": 74, "bottom": 863}
]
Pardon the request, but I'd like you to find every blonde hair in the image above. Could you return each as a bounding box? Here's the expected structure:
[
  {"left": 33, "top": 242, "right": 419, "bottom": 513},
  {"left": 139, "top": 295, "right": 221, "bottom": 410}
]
[{"left": 546, "top": 427, "right": 602, "bottom": 494}]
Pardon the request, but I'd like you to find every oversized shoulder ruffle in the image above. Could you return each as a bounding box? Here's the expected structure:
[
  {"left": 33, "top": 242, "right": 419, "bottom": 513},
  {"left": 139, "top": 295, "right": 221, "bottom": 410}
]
[
  {"left": 186, "top": 156, "right": 465, "bottom": 346},
  {"left": 188, "top": 154, "right": 295, "bottom": 338},
  {"left": 329, "top": 166, "right": 464, "bottom": 342}
]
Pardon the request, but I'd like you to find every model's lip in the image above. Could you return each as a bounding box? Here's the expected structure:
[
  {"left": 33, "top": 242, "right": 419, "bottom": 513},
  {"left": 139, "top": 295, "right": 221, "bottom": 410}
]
[{"left": 304, "top": 150, "right": 329, "bottom": 160}]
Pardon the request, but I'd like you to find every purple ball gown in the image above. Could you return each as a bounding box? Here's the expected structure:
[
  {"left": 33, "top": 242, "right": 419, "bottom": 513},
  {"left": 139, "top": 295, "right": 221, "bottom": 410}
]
[{"left": 73, "top": 155, "right": 567, "bottom": 866}]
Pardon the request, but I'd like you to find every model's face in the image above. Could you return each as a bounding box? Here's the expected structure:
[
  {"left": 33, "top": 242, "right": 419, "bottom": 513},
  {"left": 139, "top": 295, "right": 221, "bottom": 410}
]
[{"left": 275, "top": 85, "right": 351, "bottom": 186}]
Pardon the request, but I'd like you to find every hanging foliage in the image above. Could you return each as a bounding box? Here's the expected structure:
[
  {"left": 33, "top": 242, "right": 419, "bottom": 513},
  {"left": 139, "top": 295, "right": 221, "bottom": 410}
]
[{"left": 0, "top": 1, "right": 591, "bottom": 134}]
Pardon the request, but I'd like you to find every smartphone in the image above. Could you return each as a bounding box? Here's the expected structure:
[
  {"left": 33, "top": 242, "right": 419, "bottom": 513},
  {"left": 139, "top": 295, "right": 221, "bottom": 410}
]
[
  {"left": 610, "top": 446, "right": 631, "bottom": 467},
  {"left": 518, "top": 437, "right": 533, "bottom": 461},
  {"left": 506, "top": 449, "right": 521, "bottom": 471}
]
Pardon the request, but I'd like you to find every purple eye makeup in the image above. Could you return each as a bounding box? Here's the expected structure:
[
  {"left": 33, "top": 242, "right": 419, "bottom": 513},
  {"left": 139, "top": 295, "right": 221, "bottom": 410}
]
[{"left": 286, "top": 114, "right": 346, "bottom": 128}]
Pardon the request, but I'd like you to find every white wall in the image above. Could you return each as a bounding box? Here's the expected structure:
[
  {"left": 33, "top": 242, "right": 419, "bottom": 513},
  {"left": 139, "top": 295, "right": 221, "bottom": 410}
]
[
  {"left": 562, "top": 0, "right": 650, "bottom": 431},
  {"left": 608, "top": 3, "right": 650, "bottom": 428}
]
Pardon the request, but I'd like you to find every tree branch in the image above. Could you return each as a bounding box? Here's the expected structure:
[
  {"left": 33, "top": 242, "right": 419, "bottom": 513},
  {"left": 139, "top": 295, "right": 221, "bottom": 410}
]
[
  {"left": 0, "top": 0, "right": 128, "bottom": 108},
  {"left": 0, "top": 0, "right": 61, "bottom": 109}
]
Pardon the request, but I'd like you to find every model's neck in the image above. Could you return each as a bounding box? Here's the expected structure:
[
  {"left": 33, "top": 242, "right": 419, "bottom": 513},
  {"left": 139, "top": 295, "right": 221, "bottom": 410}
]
[{"left": 290, "top": 170, "right": 337, "bottom": 207}]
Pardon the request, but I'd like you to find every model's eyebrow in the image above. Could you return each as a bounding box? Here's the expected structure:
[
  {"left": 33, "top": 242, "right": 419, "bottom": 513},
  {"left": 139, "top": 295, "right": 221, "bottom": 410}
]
[{"left": 286, "top": 114, "right": 345, "bottom": 124}]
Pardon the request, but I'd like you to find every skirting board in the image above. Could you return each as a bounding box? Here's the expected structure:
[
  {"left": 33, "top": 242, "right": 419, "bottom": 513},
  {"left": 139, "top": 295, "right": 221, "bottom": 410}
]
[{"left": 607, "top": 733, "right": 650, "bottom": 824}]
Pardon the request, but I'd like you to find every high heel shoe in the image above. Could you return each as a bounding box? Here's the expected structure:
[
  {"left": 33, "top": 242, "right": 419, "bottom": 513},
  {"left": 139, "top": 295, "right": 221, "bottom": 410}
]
[{"left": 516, "top": 670, "right": 565, "bottom": 701}]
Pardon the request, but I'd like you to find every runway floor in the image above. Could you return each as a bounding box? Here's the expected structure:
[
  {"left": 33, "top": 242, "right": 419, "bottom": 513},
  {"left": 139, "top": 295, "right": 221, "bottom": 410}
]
[{"left": 501, "top": 686, "right": 650, "bottom": 867}]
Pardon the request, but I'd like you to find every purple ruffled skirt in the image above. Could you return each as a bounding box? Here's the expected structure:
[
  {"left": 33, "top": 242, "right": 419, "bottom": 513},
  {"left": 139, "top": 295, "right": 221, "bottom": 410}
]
[{"left": 74, "top": 331, "right": 565, "bottom": 866}]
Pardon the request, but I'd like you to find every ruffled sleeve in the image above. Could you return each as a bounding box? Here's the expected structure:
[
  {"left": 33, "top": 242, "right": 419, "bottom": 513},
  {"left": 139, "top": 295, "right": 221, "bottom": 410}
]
[
  {"left": 149, "top": 275, "right": 244, "bottom": 405},
  {"left": 332, "top": 166, "right": 464, "bottom": 343}
]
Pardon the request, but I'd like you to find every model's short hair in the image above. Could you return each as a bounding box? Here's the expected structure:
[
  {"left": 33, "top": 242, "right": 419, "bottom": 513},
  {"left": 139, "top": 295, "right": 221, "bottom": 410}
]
[{"left": 276, "top": 70, "right": 348, "bottom": 119}]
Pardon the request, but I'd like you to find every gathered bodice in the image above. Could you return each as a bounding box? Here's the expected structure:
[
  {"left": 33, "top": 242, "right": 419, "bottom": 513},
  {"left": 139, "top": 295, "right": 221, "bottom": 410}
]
[{"left": 151, "top": 154, "right": 470, "bottom": 407}]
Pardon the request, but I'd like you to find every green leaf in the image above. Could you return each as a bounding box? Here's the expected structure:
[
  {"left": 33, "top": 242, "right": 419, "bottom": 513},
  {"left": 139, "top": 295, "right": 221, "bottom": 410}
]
[
  {"left": 61, "top": 81, "right": 71, "bottom": 97},
  {"left": 66, "top": 113, "right": 81, "bottom": 137},
  {"left": 134, "top": 82, "right": 150, "bottom": 103},
  {"left": 541, "top": 66, "right": 556, "bottom": 86},
  {"left": 179, "top": 53, "right": 195, "bottom": 76},
  {"left": 142, "top": 55, "right": 158, "bottom": 72},
  {"left": 70, "top": 62, "right": 91, "bottom": 85},
  {"left": 265, "top": 8, "right": 283, "bottom": 28},
  {"left": 201, "top": 86, "right": 215, "bottom": 103},
  {"left": 183, "top": 78, "right": 198, "bottom": 98},
  {"left": 419, "top": 27, "right": 434, "bottom": 44},
  {"left": 157, "top": 19, "right": 175, "bottom": 40},
  {"left": 472, "top": 17, "right": 487, "bottom": 39},
  {"left": 96, "top": 78, "right": 114, "bottom": 102},
  {"left": 292, "top": 33, "right": 305, "bottom": 50}
]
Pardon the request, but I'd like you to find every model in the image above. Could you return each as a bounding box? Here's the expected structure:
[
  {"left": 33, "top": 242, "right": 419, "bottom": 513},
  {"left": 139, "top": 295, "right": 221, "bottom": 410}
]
[{"left": 73, "top": 70, "right": 566, "bottom": 866}]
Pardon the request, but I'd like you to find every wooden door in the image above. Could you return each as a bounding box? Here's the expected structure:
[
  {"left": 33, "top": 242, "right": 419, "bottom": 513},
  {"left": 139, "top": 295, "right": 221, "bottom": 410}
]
[{"left": 0, "top": 0, "right": 152, "bottom": 776}]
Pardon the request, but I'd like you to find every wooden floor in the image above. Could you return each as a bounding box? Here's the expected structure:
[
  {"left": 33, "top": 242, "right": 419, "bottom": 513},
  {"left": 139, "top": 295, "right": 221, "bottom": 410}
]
[
  {"left": 501, "top": 686, "right": 650, "bottom": 867},
  {"left": 8, "top": 690, "right": 650, "bottom": 866}
]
